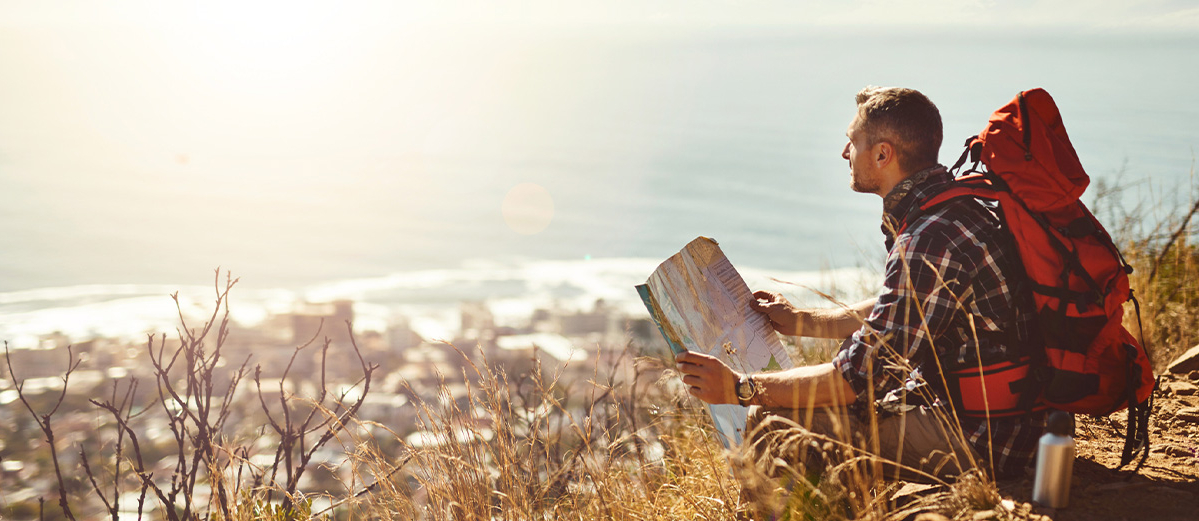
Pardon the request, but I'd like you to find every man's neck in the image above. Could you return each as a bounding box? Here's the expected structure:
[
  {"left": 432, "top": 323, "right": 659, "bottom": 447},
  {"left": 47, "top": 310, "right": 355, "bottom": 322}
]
[
  {"left": 874, "top": 162, "right": 936, "bottom": 199},
  {"left": 882, "top": 165, "right": 945, "bottom": 214}
]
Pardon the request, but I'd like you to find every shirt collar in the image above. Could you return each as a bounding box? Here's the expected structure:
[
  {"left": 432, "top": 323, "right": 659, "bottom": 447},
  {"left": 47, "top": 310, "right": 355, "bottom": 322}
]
[{"left": 881, "top": 164, "right": 951, "bottom": 240}]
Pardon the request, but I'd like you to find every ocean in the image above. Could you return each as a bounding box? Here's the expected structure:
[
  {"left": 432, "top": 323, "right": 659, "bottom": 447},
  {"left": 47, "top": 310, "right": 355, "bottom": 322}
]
[{"left": 1, "top": 26, "right": 1197, "bottom": 345}]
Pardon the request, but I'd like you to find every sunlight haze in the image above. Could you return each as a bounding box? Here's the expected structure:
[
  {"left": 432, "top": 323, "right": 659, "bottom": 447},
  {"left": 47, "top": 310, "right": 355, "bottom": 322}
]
[{"left": 0, "top": 0, "right": 1196, "bottom": 317}]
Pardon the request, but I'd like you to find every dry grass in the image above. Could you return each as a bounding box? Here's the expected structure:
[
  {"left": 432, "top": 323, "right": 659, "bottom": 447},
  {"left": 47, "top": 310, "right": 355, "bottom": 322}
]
[
  {"left": 336, "top": 348, "right": 749, "bottom": 520},
  {"left": 330, "top": 342, "right": 1006, "bottom": 521},
  {"left": 1123, "top": 227, "right": 1199, "bottom": 372}
]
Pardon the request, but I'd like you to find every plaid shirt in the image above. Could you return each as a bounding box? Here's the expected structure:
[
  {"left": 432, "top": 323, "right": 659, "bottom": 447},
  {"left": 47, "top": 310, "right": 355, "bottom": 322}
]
[{"left": 831, "top": 166, "right": 1044, "bottom": 477}]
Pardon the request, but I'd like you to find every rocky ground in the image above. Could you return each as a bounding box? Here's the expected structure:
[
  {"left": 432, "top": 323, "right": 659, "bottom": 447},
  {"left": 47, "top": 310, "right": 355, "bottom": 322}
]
[
  {"left": 897, "top": 366, "right": 1199, "bottom": 521},
  {"left": 994, "top": 371, "right": 1199, "bottom": 521}
]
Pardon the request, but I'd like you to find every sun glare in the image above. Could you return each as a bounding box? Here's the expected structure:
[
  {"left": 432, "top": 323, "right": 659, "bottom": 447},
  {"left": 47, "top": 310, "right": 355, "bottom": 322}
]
[{"left": 162, "top": 2, "right": 360, "bottom": 101}]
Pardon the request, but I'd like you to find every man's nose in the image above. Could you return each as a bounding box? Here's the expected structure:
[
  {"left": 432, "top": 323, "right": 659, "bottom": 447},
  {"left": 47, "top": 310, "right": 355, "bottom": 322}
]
[{"left": 842, "top": 143, "right": 851, "bottom": 160}]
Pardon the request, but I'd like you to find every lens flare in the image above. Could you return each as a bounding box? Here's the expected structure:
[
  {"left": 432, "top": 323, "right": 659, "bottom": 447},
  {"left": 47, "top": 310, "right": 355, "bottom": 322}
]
[{"left": 501, "top": 183, "right": 554, "bottom": 235}]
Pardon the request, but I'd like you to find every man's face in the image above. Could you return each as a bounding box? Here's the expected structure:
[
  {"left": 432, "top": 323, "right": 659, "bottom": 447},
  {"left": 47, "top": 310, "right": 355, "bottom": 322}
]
[{"left": 843, "top": 113, "right": 882, "bottom": 194}]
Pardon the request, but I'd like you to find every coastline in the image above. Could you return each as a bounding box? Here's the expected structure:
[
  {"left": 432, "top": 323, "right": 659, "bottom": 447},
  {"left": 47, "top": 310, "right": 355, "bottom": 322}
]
[{"left": 0, "top": 257, "right": 874, "bottom": 348}]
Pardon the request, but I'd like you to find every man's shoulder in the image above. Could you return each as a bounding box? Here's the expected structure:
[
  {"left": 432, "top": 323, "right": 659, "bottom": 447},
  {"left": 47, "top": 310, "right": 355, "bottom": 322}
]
[
  {"left": 903, "top": 195, "right": 1001, "bottom": 240},
  {"left": 891, "top": 196, "right": 1008, "bottom": 263}
]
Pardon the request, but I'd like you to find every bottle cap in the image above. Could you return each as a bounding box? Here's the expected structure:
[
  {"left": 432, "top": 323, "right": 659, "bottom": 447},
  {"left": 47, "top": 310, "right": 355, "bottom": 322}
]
[{"left": 1046, "top": 410, "right": 1074, "bottom": 436}]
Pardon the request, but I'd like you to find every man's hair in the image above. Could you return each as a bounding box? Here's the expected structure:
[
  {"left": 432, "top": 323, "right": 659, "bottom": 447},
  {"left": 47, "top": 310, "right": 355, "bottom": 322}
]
[{"left": 854, "top": 86, "right": 943, "bottom": 173}]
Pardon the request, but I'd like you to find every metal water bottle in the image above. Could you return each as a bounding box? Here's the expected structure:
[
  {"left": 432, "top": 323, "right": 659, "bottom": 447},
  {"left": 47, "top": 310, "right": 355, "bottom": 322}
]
[{"left": 1033, "top": 411, "right": 1075, "bottom": 508}]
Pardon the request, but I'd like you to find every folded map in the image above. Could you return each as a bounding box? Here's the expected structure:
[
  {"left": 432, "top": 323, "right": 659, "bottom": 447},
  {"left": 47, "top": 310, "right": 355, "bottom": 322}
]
[{"left": 636, "top": 236, "right": 794, "bottom": 446}]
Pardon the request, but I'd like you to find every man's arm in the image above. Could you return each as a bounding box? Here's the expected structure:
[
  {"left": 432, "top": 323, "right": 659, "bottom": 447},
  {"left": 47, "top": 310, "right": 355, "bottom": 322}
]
[
  {"left": 750, "top": 362, "right": 857, "bottom": 408},
  {"left": 676, "top": 352, "right": 856, "bottom": 408},
  {"left": 675, "top": 291, "right": 873, "bottom": 408},
  {"left": 751, "top": 290, "right": 876, "bottom": 339}
]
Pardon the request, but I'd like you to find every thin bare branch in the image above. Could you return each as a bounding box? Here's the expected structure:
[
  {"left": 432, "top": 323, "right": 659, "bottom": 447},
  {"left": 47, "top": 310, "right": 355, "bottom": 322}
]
[
  {"left": 1149, "top": 192, "right": 1199, "bottom": 283},
  {"left": 4, "top": 342, "right": 80, "bottom": 521}
]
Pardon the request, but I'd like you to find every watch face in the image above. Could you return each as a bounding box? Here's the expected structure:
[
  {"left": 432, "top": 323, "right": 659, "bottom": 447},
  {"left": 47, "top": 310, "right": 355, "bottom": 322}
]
[{"left": 736, "top": 380, "right": 752, "bottom": 400}]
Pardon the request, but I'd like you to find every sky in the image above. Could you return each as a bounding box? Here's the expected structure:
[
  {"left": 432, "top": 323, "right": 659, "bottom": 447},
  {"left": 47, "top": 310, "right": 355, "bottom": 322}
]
[{"left": 2, "top": 1, "right": 1199, "bottom": 31}]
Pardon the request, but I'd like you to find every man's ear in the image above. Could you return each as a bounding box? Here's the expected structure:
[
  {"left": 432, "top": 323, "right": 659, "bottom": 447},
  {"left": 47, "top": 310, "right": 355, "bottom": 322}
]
[{"left": 874, "top": 141, "right": 895, "bottom": 168}]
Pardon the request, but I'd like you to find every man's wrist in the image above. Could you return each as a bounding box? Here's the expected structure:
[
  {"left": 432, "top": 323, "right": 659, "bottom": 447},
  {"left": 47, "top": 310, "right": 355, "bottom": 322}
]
[{"left": 735, "top": 373, "right": 759, "bottom": 406}]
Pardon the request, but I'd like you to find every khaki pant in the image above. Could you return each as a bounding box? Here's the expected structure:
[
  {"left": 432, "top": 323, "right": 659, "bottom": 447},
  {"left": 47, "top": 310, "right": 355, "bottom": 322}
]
[{"left": 741, "top": 404, "right": 983, "bottom": 484}]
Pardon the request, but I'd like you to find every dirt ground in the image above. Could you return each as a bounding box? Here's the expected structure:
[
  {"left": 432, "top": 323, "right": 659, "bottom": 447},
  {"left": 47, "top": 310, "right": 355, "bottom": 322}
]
[{"left": 993, "top": 371, "right": 1199, "bottom": 521}]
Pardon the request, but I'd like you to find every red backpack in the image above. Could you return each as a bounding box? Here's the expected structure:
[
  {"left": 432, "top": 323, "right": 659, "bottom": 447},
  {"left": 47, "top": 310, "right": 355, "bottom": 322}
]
[{"left": 915, "top": 89, "right": 1156, "bottom": 468}]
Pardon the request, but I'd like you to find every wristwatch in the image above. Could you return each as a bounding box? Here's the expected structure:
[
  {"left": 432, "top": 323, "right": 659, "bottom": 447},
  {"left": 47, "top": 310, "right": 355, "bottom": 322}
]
[{"left": 735, "top": 374, "right": 758, "bottom": 406}]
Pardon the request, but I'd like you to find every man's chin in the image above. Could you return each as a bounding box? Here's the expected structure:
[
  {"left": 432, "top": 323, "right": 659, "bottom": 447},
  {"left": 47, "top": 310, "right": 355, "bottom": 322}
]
[{"left": 850, "top": 181, "right": 878, "bottom": 194}]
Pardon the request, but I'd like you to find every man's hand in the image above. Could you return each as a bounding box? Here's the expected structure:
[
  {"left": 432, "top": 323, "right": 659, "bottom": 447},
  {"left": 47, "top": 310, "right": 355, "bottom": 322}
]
[
  {"left": 751, "top": 290, "right": 803, "bottom": 336},
  {"left": 675, "top": 351, "right": 740, "bottom": 405}
]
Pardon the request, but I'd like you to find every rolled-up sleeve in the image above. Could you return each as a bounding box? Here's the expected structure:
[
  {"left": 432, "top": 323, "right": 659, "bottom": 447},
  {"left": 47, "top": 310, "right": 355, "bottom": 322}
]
[{"left": 832, "top": 227, "right": 970, "bottom": 399}]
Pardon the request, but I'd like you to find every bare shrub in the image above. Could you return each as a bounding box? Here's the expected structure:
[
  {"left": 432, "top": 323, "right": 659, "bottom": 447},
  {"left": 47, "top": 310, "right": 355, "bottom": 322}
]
[{"left": 2, "top": 270, "right": 377, "bottom": 520}]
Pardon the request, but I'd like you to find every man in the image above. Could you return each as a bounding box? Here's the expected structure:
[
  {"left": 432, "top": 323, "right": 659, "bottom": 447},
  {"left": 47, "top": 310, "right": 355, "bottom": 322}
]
[{"left": 676, "top": 86, "right": 1043, "bottom": 483}]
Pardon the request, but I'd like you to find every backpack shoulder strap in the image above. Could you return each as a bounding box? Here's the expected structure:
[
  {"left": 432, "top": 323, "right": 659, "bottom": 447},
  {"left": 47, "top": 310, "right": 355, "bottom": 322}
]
[{"left": 897, "top": 174, "right": 1005, "bottom": 236}]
